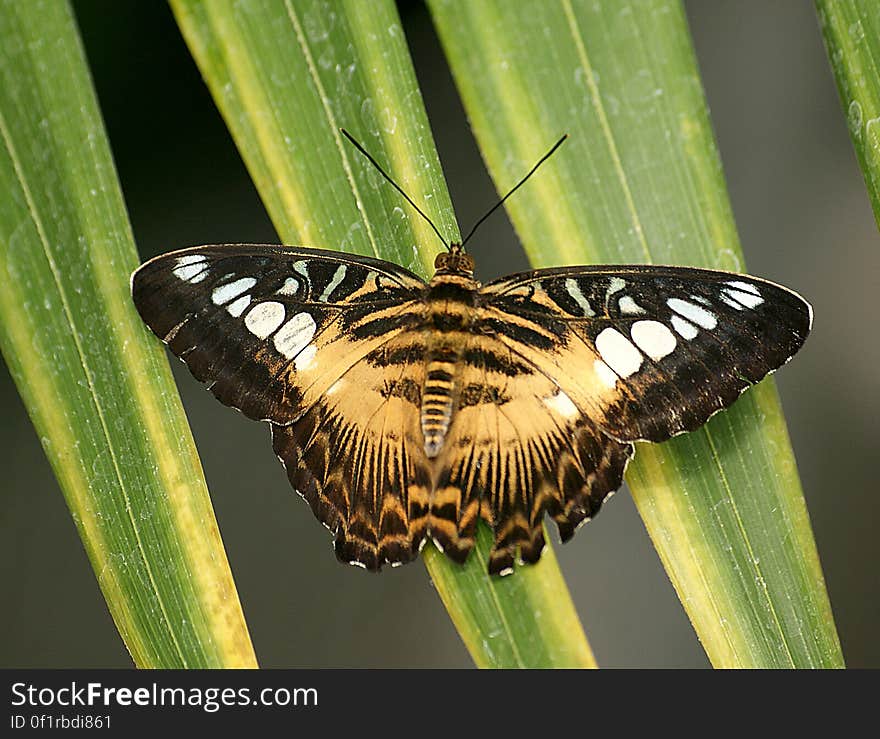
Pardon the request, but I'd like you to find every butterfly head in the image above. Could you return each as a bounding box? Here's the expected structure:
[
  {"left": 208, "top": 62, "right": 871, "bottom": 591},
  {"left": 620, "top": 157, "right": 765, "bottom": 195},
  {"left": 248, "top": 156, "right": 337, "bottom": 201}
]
[{"left": 434, "top": 243, "right": 475, "bottom": 277}]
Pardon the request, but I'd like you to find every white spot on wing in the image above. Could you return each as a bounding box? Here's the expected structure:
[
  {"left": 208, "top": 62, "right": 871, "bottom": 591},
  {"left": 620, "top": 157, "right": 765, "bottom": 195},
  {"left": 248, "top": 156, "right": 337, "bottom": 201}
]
[
  {"left": 292, "top": 261, "right": 312, "bottom": 292},
  {"left": 593, "top": 359, "right": 618, "bottom": 388},
  {"left": 618, "top": 295, "right": 646, "bottom": 315},
  {"left": 543, "top": 389, "right": 579, "bottom": 419},
  {"left": 293, "top": 343, "right": 317, "bottom": 370},
  {"left": 226, "top": 294, "right": 251, "bottom": 318},
  {"left": 176, "top": 254, "right": 205, "bottom": 267},
  {"left": 565, "top": 278, "right": 594, "bottom": 316},
  {"left": 173, "top": 254, "right": 208, "bottom": 282},
  {"left": 667, "top": 298, "right": 717, "bottom": 329},
  {"left": 595, "top": 327, "right": 642, "bottom": 377},
  {"left": 318, "top": 265, "right": 347, "bottom": 302},
  {"left": 607, "top": 277, "right": 626, "bottom": 296},
  {"left": 723, "top": 286, "right": 764, "bottom": 309},
  {"left": 244, "top": 301, "right": 286, "bottom": 339},
  {"left": 725, "top": 280, "right": 760, "bottom": 296},
  {"left": 212, "top": 277, "right": 256, "bottom": 305},
  {"left": 631, "top": 320, "right": 677, "bottom": 360},
  {"left": 273, "top": 311, "right": 316, "bottom": 359},
  {"left": 720, "top": 293, "right": 745, "bottom": 310},
  {"left": 276, "top": 277, "right": 299, "bottom": 296},
  {"left": 670, "top": 315, "right": 699, "bottom": 340}
]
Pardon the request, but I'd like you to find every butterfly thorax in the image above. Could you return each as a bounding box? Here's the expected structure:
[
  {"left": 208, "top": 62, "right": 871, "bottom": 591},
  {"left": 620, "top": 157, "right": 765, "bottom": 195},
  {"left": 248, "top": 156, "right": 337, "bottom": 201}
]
[{"left": 420, "top": 251, "right": 482, "bottom": 458}]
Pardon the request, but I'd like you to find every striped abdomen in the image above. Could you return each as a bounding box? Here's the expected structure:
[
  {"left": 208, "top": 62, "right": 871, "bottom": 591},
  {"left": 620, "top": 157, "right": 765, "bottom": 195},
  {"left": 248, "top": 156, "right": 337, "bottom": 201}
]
[
  {"left": 421, "top": 351, "right": 457, "bottom": 457},
  {"left": 420, "top": 272, "right": 480, "bottom": 458}
]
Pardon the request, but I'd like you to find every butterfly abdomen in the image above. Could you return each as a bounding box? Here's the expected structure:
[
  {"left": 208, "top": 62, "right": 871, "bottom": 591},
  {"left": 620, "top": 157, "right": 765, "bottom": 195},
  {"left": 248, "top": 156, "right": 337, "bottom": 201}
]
[
  {"left": 420, "top": 274, "right": 480, "bottom": 458},
  {"left": 421, "top": 349, "right": 458, "bottom": 458}
]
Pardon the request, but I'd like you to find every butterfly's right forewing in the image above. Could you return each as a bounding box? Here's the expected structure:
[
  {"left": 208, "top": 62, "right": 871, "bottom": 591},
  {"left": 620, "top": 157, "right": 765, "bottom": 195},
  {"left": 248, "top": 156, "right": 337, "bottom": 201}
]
[{"left": 482, "top": 265, "right": 812, "bottom": 444}]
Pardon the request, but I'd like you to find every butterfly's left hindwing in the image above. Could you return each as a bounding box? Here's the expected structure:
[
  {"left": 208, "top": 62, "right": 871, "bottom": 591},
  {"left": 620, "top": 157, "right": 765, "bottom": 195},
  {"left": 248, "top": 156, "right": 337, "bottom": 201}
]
[
  {"left": 132, "top": 244, "right": 427, "bottom": 424},
  {"left": 271, "top": 335, "right": 431, "bottom": 571},
  {"left": 481, "top": 264, "right": 812, "bottom": 444}
]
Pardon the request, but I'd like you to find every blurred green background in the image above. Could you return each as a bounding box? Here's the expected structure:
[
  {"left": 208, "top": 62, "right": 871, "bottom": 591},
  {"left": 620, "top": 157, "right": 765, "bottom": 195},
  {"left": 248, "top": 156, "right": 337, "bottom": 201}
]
[{"left": 2, "top": 1, "right": 877, "bottom": 668}]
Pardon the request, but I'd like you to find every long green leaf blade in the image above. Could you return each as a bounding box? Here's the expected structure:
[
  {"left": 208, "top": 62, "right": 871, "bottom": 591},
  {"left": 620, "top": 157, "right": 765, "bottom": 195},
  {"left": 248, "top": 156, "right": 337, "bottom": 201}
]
[
  {"left": 0, "top": 0, "right": 256, "bottom": 668},
  {"left": 429, "top": 0, "right": 842, "bottom": 668},
  {"left": 170, "top": 0, "right": 594, "bottom": 668},
  {"left": 816, "top": 0, "right": 880, "bottom": 230}
]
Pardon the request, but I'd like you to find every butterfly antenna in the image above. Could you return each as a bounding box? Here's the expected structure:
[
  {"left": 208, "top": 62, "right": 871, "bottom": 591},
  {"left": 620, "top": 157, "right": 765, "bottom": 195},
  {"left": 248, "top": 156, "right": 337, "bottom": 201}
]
[
  {"left": 340, "top": 128, "right": 449, "bottom": 251},
  {"left": 461, "top": 134, "right": 568, "bottom": 248}
]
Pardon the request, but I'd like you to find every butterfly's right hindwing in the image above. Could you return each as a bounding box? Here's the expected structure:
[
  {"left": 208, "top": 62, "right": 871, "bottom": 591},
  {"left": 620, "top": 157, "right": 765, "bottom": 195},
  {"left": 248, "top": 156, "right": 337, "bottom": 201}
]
[{"left": 132, "top": 244, "right": 427, "bottom": 424}]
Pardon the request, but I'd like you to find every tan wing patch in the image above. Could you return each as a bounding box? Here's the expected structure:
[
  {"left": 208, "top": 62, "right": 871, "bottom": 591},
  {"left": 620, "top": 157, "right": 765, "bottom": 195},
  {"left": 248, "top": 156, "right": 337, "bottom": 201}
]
[
  {"left": 253, "top": 301, "right": 420, "bottom": 424},
  {"left": 478, "top": 304, "right": 633, "bottom": 435}
]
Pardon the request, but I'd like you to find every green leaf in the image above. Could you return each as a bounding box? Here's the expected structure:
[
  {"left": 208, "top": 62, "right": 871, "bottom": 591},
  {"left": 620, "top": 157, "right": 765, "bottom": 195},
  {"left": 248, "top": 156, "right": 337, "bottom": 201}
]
[
  {"left": 170, "top": 0, "right": 595, "bottom": 668},
  {"left": 817, "top": 0, "right": 880, "bottom": 230},
  {"left": 0, "top": 0, "right": 256, "bottom": 668},
  {"left": 428, "top": 0, "right": 843, "bottom": 668}
]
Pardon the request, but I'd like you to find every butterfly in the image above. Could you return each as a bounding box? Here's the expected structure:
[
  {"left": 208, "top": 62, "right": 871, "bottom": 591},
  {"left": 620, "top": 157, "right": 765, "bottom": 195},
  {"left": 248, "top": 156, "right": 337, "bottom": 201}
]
[{"left": 131, "top": 133, "right": 812, "bottom": 576}]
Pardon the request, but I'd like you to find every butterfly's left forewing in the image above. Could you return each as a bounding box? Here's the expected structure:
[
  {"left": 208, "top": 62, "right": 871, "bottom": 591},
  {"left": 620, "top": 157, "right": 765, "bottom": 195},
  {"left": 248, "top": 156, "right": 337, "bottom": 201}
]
[
  {"left": 481, "top": 264, "right": 812, "bottom": 444},
  {"left": 132, "top": 244, "right": 427, "bottom": 424}
]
